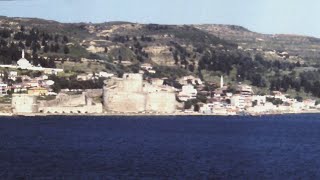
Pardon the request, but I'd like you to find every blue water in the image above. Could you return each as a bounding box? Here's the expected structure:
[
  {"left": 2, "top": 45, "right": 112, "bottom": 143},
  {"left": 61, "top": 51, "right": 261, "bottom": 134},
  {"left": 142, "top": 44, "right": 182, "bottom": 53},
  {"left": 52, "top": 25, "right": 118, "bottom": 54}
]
[{"left": 0, "top": 115, "right": 320, "bottom": 179}]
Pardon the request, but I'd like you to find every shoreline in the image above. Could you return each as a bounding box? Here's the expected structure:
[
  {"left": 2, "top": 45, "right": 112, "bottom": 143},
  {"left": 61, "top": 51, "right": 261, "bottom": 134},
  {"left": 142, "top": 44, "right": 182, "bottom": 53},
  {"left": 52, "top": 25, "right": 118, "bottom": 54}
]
[{"left": 1, "top": 110, "right": 320, "bottom": 117}]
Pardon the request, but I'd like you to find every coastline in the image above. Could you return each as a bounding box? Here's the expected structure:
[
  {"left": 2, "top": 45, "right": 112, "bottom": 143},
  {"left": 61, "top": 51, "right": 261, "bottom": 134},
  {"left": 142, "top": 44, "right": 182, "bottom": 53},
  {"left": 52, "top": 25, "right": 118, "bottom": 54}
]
[{"left": 2, "top": 110, "right": 320, "bottom": 117}]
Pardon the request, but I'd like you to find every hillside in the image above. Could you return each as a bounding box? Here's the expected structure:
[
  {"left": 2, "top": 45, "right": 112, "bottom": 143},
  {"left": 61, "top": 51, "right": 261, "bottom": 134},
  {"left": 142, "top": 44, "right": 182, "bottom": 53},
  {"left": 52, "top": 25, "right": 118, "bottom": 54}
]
[
  {"left": 195, "top": 24, "right": 320, "bottom": 63},
  {"left": 1, "top": 16, "right": 320, "bottom": 99}
]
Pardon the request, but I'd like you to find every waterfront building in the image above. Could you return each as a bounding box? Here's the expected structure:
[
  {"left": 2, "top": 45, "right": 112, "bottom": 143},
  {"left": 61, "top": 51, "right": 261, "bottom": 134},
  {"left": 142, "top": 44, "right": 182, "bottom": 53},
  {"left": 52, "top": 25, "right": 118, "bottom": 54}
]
[
  {"left": 199, "top": 103, "right": 214, "bottom": 114},
  {"left": 12, "top": 94, "right": 38, "bottom": 114},
  {"left": 231, "top": 95, "right": 246, "bottom": 110}
]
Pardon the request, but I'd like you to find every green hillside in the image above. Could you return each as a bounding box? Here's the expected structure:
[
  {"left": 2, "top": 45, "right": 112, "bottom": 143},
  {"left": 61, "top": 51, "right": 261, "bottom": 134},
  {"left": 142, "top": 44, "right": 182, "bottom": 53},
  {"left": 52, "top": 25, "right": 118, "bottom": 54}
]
[{"left": 1, "top": 16, "right": 320, "bottom": 99}]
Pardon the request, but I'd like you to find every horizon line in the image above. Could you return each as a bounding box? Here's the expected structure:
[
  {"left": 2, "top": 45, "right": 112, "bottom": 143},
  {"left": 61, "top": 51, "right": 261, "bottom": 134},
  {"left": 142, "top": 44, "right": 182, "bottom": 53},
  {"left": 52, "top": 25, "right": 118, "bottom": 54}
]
[{"left": 1, "top": 15, "right": 319, "bottom": 38}]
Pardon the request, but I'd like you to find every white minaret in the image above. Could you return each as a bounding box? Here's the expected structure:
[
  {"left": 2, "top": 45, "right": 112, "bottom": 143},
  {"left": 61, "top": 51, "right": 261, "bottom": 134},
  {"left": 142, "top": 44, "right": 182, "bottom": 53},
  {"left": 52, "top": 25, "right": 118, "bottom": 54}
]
[
  {"left": 220, "top": 75, "right": 224, "bottom": 88},
  {"left": 22, "top": 49, "right": 25, "bottom": 59}
]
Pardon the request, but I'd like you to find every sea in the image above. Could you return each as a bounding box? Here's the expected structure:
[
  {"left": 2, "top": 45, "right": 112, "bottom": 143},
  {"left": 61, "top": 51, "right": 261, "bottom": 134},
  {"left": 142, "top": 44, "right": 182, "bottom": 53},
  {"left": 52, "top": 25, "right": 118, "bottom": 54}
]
[{"left": 0, "top": 114, "right": 320, "bottom": 179}]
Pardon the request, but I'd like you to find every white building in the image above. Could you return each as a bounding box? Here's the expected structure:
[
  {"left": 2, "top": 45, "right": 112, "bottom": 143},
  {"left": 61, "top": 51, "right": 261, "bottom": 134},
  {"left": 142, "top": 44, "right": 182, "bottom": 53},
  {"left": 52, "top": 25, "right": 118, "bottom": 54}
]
[
  {"left": 77, "top": 74, "right": 90, "bottom": 81},
  {"left": 99, "top": 72, "right": 114, "bottom": 78},
  {"left": 231, "top": 95, "right": 246, "bottom": 109},
  {"left": 237, "top": 84, "right": 253, "bottom": 96},
  {"left": 9, "top": 71, "right": 18, "bottom": 77},
  {"left": 0, "top": 50, "right": 63, "bottom": 75},
  {"left": 141, "top": 63, "right": 156, "bottom": 74},
  {"left": 303, "top": 99, "right": 316, "bottom": 109},
  {"left": 252, "top": 95, "right": 267, "bottom": 106},
  {"left": 8, "top": 71, "right": 18, "bottom": 81},
  {"left": 178, "top": 85, "right": 197, "bottom": 101},
  {"left": 178, "top": 76, "right": 203, "bottom": 86},
  {"left": 141, "top": 63, "right": 153, "bottom": 71},
  {"left": 0, "top": 83, "right": 8, "bottom": 96},
  {"left": 17, "top": 50, "right": 33, "bottom": 68},
  {"left": 200, "top": 103, "right": 214, "bottom": 114}
]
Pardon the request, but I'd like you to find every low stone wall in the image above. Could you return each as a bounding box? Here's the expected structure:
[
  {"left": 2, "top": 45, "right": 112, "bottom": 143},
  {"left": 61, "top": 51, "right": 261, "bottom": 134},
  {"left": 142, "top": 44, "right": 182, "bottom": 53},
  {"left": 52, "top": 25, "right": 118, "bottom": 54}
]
[
  {"left": 39, "top": 104, "right": 103, "bottom": 114},
  {"left": 40, "top": 93, "right": 86, "bottom": 107}
]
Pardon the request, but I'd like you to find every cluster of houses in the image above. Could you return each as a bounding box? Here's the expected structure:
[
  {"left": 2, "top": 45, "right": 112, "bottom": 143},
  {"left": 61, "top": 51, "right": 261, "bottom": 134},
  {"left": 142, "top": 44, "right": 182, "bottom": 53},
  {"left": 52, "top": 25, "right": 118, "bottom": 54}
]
[
  {"left": 0, "top": 50, "right": 61, "bottom": 97},
  {"left": 0, "top": 50, "right": 318, "bottom": 116},
  {"left": 175, "top": 75, "right": 318, "bottom": 115},
  {"left": 0, "top": 71, "right": 55, "bottom": 97}
]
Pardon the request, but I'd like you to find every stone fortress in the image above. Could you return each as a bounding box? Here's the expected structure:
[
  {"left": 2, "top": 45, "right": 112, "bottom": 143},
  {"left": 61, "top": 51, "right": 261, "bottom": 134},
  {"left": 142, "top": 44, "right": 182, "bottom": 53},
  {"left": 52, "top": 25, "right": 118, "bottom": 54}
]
[
  {"left": 103, "top": 73, "right": 177, "bottom": 113},
  {"left": 11, "top": 73, "right": 177, "bottom": 115}
]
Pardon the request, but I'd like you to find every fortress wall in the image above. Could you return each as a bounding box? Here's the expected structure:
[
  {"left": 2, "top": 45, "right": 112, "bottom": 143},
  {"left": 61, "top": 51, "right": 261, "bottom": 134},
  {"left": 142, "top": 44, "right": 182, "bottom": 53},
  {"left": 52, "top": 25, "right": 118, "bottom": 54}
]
[
  {"left": 103, "top": 86, "right": 108, "bottom": 109},
  {"left": 146, "top": 92, "right": 176, "bottom": 113},
  {"left": 12, "top": 94, "right": 38, "bottom": 113},
  {"left": 85, "top": 89, "right": 103, "bottom": 98},
  {"left": 60, "top": 93, "right": 86, "bottom": 106},
  {"left": 120, "top": 79, "right": 143, "bottom": 92},
  {"left": 120, "top": 73, "right": 143, "bottom": 92},
  {"left": 39, "top": 93, "right": 86, "bottom": 107},
  {"left": 105, "top": 91, "right": 146, "bottom": 112},
  {"left": 39, "top": 103, "right": 103, "bottom": 114}
]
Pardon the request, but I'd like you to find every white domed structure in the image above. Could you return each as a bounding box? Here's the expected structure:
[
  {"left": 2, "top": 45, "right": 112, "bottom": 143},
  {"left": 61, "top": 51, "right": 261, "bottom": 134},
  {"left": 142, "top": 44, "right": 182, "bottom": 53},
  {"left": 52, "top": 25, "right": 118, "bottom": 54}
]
[{"left": 17, "top": 50, "right": 32, "bottom": 68}]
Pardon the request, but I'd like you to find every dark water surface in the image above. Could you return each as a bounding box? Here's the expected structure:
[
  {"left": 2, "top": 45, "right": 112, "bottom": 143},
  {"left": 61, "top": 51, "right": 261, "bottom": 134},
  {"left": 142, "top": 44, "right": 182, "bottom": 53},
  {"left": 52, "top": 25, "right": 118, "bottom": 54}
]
[{"left": 0, "top": 114, "right": 320, "bottom": 179}]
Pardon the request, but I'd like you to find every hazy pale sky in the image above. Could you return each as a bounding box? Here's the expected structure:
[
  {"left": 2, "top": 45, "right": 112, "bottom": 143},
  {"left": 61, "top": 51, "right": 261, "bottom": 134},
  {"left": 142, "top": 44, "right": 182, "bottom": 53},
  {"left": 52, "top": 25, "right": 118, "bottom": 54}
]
[{"left": 0, "top": 0, "right": 319, "bottom": 37}]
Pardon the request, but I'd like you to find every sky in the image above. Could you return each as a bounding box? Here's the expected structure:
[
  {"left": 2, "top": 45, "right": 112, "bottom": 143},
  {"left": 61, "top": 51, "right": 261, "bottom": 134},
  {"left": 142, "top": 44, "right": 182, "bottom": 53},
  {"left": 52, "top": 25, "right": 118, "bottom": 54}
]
[{"left": 0, "top": 0, "right": 319, "bottom": 37}]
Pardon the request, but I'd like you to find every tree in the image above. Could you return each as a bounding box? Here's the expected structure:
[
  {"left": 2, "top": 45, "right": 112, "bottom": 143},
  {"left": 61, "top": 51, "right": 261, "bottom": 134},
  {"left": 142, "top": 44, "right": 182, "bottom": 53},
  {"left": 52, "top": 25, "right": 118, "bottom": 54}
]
[
  {"left": 63, "top": 36, "right": 69, "bottom": 43},
  {"left": 43, "top": 44, "right": 49, "bottom": 53},
  {"left": 54, "top": 35, "right": 60, "bottom": 43},
  {"left": 50, "top": 44, "right": 55, "bottom": 52},
  {"left": 13, "top": 32, "right": 26, "bottom": 40},
  {"left": 296, "top": 61, "right": 301, "bottom": 67},
  {"left": 2, "top": 71, "right": 8, "bottom": 83},
  {"left": 63, "top": 45, "right": 70, "bottom": 54},
  {"left": 173, "top": 50, "right": 179, "bottom": 64},
  {"left": 41, "top": 38, "right": 46, "bottom": 46},
  {"left": 54, "top": 43, "right": 60, "bottom": 53},
  {"left": 118, "top": 55, "right": 123, "bottom": 63},
  {"left": 18, "top": 41, "right": 25, "bottom": 49},
  {"left": 25, "top": 37, "right": 32, "bottom": 47},
  {"left": 20, "top": 25, "right": 25, "bottom": 32},
  {"left": 188, "top": 64, "right": 195, "bottom": 72},
  {"left": 48, "top": 58, "right": 56, "bottom": 68},
  {"left": 0, "top": 29, "right": 11, "bottom": 38},
  {"left": 295, "top": 96, "right": 303, "bottom": 102}
]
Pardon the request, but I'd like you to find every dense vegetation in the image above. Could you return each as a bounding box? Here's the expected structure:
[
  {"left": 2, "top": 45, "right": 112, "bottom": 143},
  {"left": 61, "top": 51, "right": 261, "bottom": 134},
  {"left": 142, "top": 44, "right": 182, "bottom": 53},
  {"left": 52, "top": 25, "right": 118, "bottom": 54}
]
[
  {"left": 1, "top": 16, "right": 320, "bottom": 99},
  {"left": 0, "top": 26, "right": 70, "bottom": 67}
]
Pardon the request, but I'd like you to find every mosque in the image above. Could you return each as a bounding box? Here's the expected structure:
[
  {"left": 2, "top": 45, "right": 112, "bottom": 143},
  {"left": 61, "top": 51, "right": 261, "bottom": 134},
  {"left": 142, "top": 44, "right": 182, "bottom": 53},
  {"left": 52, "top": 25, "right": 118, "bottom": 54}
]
[
  {"left": 0, "top": 50, "right": 63, "bottom": 75},
  {"left": 17, "top": 50, "right": 33, "bottom": 69}
]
